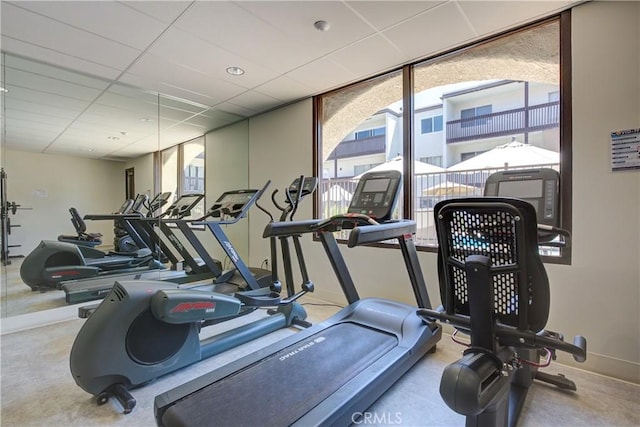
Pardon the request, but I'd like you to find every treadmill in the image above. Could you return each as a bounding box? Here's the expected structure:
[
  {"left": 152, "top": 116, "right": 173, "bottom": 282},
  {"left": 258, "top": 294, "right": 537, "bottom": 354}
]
[
  {"left": 61, "top": 186, "right": 270, "bottom": 305},
  {"left": 154, "top": 170, "right": 443, "bottom": 427}
]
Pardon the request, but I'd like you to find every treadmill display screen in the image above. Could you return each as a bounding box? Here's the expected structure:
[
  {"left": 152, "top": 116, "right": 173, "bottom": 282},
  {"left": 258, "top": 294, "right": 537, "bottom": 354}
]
[
  {"left": 498, "top": 179, "right": 543, "bottom": 198},
  {"left": 218, "top": 192, "right": 254, "bottom": 204},
  {"left": 363, "top": 178, "right": 390, "bottom": 193}
]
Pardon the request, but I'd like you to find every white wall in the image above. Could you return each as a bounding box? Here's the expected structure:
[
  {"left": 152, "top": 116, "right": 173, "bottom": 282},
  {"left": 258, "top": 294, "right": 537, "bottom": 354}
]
[
  {"left": 124, "top": 153, "right": 155, "bottom": 197},
  {"left": 246, "top": 1, "right": 640, "bottom": 384},
  {"left": 4, "top": 149, "right": 124, "bottom": 254},
  {"left": 553, "top": 0, "right": 639, "bottom": 382},
  {"left": 199, "top": 120, "right": 250, "bottom": 263}
]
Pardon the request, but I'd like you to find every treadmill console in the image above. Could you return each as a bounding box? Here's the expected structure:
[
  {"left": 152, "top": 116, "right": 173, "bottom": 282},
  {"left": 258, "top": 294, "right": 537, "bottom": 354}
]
[
  {"left": 484, "top": 168, "right": 559, "bottom": 227},
  {"left": 348, "top": 170, "right": 401, "bottom": 222},
  {"left": 148, "top": 192, "right": 172, "bottom": 216},
  {"left": 208, "top": 189, "right": 259, "bottom": 219},
  {"left": 162, "top": 194, "right": 205, "bottom": 219},
  {"left": 131, "top": 194, "right": 148, "bottom": 213}
]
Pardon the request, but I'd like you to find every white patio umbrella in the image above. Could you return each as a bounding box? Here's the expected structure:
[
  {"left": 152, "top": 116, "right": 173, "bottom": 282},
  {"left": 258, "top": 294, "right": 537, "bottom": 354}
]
[
  {"left": 422, "top": 181, "right": 481, "bottom": 197},
  {"left": 447, "top": 140, "right": 559, "bottom": 171},
  {"left": 322, "top": 184, "right": 353, "bottom": 202},
  {"left": 354, "top": 155, "right": 444, "bottom": 179}
]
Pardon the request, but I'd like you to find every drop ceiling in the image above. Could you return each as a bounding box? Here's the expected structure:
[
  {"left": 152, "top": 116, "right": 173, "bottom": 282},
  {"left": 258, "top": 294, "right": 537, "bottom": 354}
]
[{"left": 1, "top": 0, "right": 581, "bottom": 161}]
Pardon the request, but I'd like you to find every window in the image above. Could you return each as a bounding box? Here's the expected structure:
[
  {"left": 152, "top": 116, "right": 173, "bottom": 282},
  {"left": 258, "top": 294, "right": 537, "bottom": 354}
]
[
  {"left": 159, "top": 136, "right": 206, "bottom": 219},
  {"left": 460, "top": 151, "right": 486, "bottom": 162},
  {"left": 420, "top": 156, "right": 443, "bottom": 167},
  {"left": 314, "top": 15, "right": 571, "bottom": 263},
  {"left": 421, "top": 115, "right": 443, "bottom": 133},
  {"left": 461, "top": 105, "right": 492, "bottom": 128},
  {"left": 355, "top": 127, "right": 386, "bottom": 139}
]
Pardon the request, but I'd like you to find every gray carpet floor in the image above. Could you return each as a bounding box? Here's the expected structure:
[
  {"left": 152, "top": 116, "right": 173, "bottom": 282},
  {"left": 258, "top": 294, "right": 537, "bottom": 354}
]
[{"left": 1, "top": 259, "right": 639, "bottom": 426}]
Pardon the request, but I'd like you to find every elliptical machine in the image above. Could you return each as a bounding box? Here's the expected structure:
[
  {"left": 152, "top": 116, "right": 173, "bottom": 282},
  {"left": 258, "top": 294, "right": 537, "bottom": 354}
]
[
  {"left": 20, "top": 196, "right": 163, "bottom": 292},
  {"left": 69, "top": 177, "right": 317, "bottom": 415}
]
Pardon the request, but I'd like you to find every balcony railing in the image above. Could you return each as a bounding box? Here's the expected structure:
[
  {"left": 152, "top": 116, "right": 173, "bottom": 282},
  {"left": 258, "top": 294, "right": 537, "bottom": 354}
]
[
  {"left": 446, "top": 101, "right": 559, "bottom": 143},
  {"left": 320, "top": 162, "right": 559, "bottom": 246},
  {"left": 327, "top": 134, "right": 386, "bottom": 159}
]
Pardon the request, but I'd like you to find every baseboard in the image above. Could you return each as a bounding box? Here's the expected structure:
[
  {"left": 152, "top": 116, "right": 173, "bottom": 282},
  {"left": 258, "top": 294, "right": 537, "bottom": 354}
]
[{"left": 0, "top": 303, "right": 83, "bottom": 335}]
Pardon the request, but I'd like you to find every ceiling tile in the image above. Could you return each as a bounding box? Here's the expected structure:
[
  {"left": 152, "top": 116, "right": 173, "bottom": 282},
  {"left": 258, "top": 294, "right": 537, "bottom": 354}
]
[
  {"left": 1, "top": 2, "right": 142, "bottom": 71},
  {"left": 146, "top": 27, "right": 280, "bottom": 88},
  {"left": 382, "top": 2, "right": 476, "bottom": 61},
  {"left": 345, "top": 1, "right": 446, "bottom": 30},
  {"left": 254, "top": 76, "right": 317, "bottom": 102},
  {"left": 226, "top": 90, "right": 283, "bottom": 113},
  {"left": 328, "top": 34, "right": 407, "bottom": 78},
  {"left": 12, "top": 1, "right": 171, "bottom": 50},
  {"left": 236, "top": 1, "right": 374, "bottom": 56},
  {"left": 175, "top": 1, "right": 315, "bottom": 73},
  {"left": 0, "top": 37, "right": 124, "bottom": 80},
  {"left": 286, "top": 56, "right": 358, "bottom": 93},
  {"left": 119, "top": 54, "right": 247, "bottom": 105},
  {"left": 120, "top": 1, "right": 194, "bottom": 24},
  {"left": 457, "top": 1, "right": 573, "bottom": 36}
]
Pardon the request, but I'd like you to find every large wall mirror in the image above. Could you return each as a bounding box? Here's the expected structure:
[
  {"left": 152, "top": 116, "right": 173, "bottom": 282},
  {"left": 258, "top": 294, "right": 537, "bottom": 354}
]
[{"left": 0, "top": 52, "right": 248, "bottom": 319}]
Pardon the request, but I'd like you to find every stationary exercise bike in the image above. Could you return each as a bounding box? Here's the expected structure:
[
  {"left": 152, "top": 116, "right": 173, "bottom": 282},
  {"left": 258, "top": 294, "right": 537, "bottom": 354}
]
[
  {"left": 418, "top": 169, "right": 587, "bottom": 427},
  {"left": 69, "top": 177, "right": 317, "bottom": 415}
]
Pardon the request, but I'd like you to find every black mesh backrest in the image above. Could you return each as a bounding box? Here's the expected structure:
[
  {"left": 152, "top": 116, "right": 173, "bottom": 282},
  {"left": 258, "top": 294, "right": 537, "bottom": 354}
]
[
  {"left": 435, "top": 197, "right": 550, "bottom": 333},
  {"left": 69, "top": 207, "right": 87, "bottom": 234}
]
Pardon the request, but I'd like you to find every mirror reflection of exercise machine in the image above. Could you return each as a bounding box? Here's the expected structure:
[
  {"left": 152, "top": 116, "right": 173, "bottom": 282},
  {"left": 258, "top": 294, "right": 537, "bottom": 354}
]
[{"left": 1, "top": 168, "right": 31, "bottom": 265}]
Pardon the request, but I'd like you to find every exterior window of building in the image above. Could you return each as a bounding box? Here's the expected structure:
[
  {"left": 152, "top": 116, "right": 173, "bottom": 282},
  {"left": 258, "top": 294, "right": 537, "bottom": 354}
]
[
  {"left": 159, "top": 136, "right": 205, "bottom": 220},
  {"left": 314, "top": 15, "right": 570, "bottom": 262},
  {"left": 460, "top": 105, "right": 492, "bottom": 128},
  {"left": 420, "top": 156, "right": 443, "bottom": 167},
  {"left": 421, "top": 115, "right": 443, "bottom": 133},
  {"left": 460, "top": 151, "right": 487, "bottom": 162}
]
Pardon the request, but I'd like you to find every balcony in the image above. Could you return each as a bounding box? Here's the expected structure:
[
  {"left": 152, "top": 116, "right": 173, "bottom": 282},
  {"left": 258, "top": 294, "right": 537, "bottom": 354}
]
[
  {"left": 446, "top": 101, "right": 559, "bottom": 143},
  {"left": 327, "top": 134, "right": 385, "bottom": 160}
]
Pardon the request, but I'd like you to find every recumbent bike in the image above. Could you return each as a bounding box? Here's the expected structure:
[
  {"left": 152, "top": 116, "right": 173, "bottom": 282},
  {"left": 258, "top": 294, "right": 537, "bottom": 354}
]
[{"left": 418, "top": 168, "right": 587, "bottom": 427}]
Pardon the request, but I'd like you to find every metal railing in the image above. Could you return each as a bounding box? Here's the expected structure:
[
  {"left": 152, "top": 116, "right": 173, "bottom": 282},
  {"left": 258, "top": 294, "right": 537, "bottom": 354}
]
[
  {"left": 446, "top": 101, "right": 560, "bottom": 143},
  {"left": 320, "top": 163, "right": 559, "bottom": 246}
]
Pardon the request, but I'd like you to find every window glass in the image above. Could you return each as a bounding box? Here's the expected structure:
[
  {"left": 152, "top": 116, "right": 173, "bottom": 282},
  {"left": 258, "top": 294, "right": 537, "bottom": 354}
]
[
  {"left": 315, "top": 18, "right": 566, "bottom": 258},
  {"left": 160, "top": 137, "right": 205, "bottom": 220},
  {"left": 413, "top": 20, "right": 560, "bottom": 248},
  {"left": 161, "top": 146, "right": 178, "bottom": 211},
  {"left": 181, "top": 138, "right": 205, "bottom": 219},
  {"left": 319, "top": 70, "right": 403, "bottom": 220}
]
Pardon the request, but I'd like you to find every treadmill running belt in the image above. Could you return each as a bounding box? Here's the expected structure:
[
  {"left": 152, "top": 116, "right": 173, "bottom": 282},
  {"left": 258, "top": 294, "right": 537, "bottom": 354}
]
[{"left": 162, "top": 322, "right": 398, "bottom": 427}]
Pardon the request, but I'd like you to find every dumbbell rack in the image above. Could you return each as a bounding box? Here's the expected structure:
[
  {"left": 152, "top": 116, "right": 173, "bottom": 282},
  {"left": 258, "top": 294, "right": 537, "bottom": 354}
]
[{"left": 1, "top": 168, "right": 28, "bottom": 266}]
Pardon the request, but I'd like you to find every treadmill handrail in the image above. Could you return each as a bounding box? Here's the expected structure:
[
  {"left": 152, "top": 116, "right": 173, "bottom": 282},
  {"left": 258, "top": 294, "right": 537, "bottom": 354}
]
[
  {"left": 262, "top": 216, "right": 416, "bottom": 246},
  {"left": 347, "top": 220, "right": 416, "bottom": 248},
  {"left": 84, "top": 213, "right": 144, "bottom": 220}
]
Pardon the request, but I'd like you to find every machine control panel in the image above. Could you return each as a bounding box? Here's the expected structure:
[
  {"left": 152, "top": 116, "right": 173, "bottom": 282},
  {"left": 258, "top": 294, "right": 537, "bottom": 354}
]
[
  {"left": 347, "top": 170, "right": 401, "bottom": 221},
  {"left": 484, "top": 168, "right": 559, "bottom": 227},
  {"left": 288, "top": 176, "right": 318, "bottom": 198}
]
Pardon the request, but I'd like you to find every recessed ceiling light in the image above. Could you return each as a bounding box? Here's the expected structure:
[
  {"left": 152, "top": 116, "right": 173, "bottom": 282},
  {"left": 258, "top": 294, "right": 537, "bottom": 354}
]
[
  {"left": 107, "top": 136, "right": 120, "bottom": 140},
  {"left": 226, "top": 66, "right": 245, "bottom": 76},
  {"left": 314, "top": 20, "right": 330, "bottom": 32}
]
